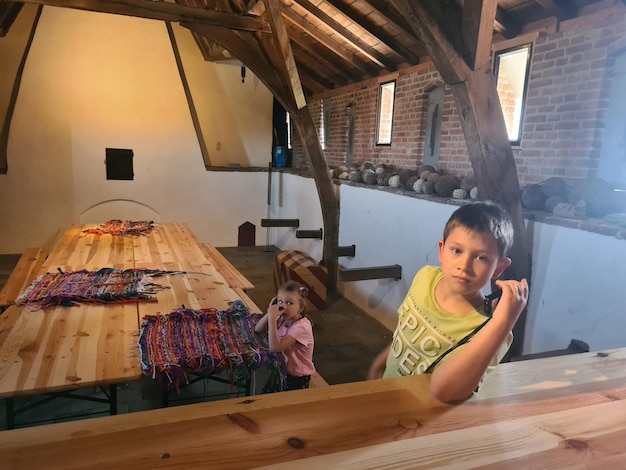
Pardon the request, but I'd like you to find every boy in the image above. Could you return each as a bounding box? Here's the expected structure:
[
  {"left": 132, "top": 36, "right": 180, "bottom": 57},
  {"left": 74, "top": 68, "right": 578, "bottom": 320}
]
[{"left": 368, "top": 201, "right": 528, "bottom": 403}]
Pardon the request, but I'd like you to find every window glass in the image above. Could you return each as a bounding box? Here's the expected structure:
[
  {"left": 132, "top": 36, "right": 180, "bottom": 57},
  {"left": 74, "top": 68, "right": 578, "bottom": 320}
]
[
  {"left": 494, "top": 43, "right": 532, "bottom": 146},
  {"left": 376, "top": 81, "right": 396, "bottom": 145}
]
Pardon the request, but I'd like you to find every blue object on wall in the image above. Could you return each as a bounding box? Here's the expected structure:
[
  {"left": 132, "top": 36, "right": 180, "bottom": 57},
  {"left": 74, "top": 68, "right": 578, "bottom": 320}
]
[{"left": 274, "top": 146, "right": 286, "bottom": 168}]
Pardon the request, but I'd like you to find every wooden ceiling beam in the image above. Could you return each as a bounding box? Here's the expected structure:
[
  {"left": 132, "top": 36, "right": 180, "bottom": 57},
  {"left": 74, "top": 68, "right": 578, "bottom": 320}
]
[
  {"left": 389, "top": 0, "right": 530, "bottom": 356},
  {"left": 283, "top": 6, "right": 377, "bottom": 76},
  {"left": 10, "top": 0, "right": 271, "bottom": 32},
  {"left": 246, "top": 0, "right": 265, "bottom": 16},
  {"left": 0, "top": 1, "right": 24, "bottom": 37},
  {"left": 261, "top": 0, "right": 339, "bottom": 291},
  {"left": 534, "top": 0, "right": 570, "bottom": 19},
  {"left": 182, "top": 22, "right": 293, "bottom": 107},
  {"left": 290, "top": 40, "right": 353, "bottom": 87},
  {"left": 291, "top": 0, "right": 393, "bottom": 69},
  {"left": 324, "top": 0, "right": 420, "bottom": 64},
  {"left": 462, "top": 0, "right": 498, "bottom": 70},
  {"left": 494, "top": 7, "right": 520, "bottom": 39},
  {"left": 262, "top": 0, "right": 305, "bottom": 110},
  {"left": 294, "top": 59, "right": 335, "bottom": 93}
]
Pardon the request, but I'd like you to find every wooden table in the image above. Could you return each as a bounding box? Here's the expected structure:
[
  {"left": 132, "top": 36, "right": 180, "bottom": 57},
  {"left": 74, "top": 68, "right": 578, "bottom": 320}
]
[
  {"left": 1, "top": 348, "right": 625, "bottom": 468},
  {"left": 0, "top": 223, "right": 257, "bottom": 426}
]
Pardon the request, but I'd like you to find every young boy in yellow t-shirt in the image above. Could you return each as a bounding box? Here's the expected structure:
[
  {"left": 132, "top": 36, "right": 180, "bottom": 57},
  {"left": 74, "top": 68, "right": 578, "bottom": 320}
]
[{"left": 368, "top": 201, "right": 529, "bottom": 403}]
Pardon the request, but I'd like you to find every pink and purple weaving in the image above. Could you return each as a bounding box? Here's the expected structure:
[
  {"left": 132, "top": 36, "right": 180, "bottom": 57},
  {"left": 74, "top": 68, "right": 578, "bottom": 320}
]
[
  {"left": 82, "top": 219, "right": 156, "bottom": 236},
  {"left": 16, "top": 268, "right": 176, "bottom": 310},
  {"left": 138, "top": 300, "right": 286, "bottom": 392}
]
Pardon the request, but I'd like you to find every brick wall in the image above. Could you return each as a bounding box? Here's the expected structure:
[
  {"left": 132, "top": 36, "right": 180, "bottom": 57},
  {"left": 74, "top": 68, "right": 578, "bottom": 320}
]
[{"left": 292, "top": 6, "right": 626, "bottom": 187}]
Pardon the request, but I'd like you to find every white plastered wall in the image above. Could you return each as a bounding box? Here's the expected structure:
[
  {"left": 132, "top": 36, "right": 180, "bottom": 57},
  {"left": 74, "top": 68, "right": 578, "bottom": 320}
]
[
  {"left": 270, "top": 175, "right": 626, "bottom": 355},
  {"left": 0, "top": 7, "right": 273, "bottom": 252}
]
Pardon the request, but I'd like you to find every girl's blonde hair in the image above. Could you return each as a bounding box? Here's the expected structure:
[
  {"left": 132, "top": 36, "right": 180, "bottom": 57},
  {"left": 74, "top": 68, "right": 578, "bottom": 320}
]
[{"left": 278, "top": 281, "right": 309, "bottom": 308}]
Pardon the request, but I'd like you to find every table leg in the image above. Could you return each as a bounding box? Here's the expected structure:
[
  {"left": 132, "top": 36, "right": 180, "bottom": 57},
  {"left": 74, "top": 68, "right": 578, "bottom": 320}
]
[
  {"left": 109, "top": 384, "right": 118, "bottom": 415},
  {"left": 5, "top": 397, "right": 15, "bottom": 430}
]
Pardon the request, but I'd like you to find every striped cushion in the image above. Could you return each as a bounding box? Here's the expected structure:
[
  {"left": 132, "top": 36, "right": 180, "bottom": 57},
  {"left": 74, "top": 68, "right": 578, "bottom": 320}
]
[{"left": 274, "top": 250, "right": 327, "bottom": 310}]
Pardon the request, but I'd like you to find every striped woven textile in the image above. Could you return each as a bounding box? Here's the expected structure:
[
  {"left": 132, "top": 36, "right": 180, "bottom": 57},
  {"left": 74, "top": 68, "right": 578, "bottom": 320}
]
[
  {"left": 82, "top": 219, "right": 156, "bottom": 236},
  {"left": 16, "top": 268, "right": 176, "bottom": 310},
  {"left": 138, "top": 300, "right": 286, "bottom": 392}
]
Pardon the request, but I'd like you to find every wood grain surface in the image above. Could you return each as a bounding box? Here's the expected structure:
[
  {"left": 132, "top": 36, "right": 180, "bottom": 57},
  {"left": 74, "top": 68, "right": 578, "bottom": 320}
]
[
  {"left": 2, "top": 349, "right": 625, "bottom": 469},
  {"left": 0, "top": 223, "right": 257, "bottom": 399}
]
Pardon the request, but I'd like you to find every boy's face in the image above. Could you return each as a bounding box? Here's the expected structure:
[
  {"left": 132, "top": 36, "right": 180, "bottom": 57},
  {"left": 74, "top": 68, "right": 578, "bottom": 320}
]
[{"left": 438, "top": 226, "right": 510, "bottom": 297}]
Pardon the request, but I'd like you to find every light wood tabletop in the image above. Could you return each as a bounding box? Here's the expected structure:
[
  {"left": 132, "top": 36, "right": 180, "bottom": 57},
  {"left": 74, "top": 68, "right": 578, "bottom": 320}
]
[
  {"left": 0, "top": 223, "right": 259, "bottom": 400},
  {"left": 1, "top": 348, "right": 625, "bottom": 469}
]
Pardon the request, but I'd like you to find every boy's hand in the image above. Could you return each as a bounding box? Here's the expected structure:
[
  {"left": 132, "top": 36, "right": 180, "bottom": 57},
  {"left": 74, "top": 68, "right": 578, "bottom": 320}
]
[{"left": 492, "top": 278, "right": 529, "bottom": 327}]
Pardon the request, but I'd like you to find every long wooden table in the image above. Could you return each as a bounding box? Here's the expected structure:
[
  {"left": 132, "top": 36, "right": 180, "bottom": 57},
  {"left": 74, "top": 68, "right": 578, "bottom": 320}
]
[
  {"left": 0, "top": 223, "right": 257, "bottom": 426},
  {"left": 1, "top": 348, "right": 625, "bottom": 468}
]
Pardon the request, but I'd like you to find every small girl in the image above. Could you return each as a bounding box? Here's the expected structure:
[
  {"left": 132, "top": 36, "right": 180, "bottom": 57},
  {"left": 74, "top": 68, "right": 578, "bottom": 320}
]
[{"left": 255, "top": 281, "right": 315, "bottom": 391}]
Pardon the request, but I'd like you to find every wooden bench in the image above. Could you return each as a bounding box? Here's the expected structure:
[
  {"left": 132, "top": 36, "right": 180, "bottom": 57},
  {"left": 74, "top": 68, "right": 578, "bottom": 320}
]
[
  {"left": 200, "top": 243, "right": 254, "bottom": 291},
  {"left": 310, "top": 371, "right": 329, "bottom": 388},
  {"left": 0, "top": 248, "right": 47, "bottom": 311}
]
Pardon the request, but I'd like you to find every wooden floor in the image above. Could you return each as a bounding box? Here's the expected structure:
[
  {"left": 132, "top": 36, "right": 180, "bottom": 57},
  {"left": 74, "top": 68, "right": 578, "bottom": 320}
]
[
  {"left": 216, "top": 246, "right": 392, "bottom": 384},
  {"left": 0, "top": 247, "right": 391, "bottom": 429}
]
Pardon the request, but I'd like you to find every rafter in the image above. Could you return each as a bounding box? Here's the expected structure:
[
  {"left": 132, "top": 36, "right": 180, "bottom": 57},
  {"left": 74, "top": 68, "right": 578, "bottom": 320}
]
[
  {"left": 290, "top": 0, "right": 394, "bottom": 69},
  {"left": 494, "top": 7, "right": 520, "bottom": 39},
  {"left": 282, "top": 5, "right": 377, "bottom": 76},
  {"left": 0, "top": 1, "right": 24, "bottom": 37},
  {"left": 10, "top": 0, "right": 271, "bottom": 32},
  {"left": 324, "top": 0, "right": 420, "bottom": 64},
  {"left": 534, "top": 0, "right": 569, "bottom": 19},
  {"left": 462, "top": 0, "right": 498, "bottom": 70}
]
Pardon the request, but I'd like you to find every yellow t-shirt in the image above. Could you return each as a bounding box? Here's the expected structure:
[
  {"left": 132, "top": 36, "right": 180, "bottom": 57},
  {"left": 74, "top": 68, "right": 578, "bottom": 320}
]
[{"left": 383, "top": 266, "right": 511, "bottom": 383}]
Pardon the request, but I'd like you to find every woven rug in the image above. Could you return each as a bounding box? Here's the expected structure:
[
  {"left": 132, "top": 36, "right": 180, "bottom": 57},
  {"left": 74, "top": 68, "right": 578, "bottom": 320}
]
[
  {"left": 138, "top": 300, "right": 287, "bottom": 392},
  {"left": 16, "top": 268, "right": 178, "bottom": 309},
  {"left": 82, "top": 219, "right": 156, "bottom": 236}
]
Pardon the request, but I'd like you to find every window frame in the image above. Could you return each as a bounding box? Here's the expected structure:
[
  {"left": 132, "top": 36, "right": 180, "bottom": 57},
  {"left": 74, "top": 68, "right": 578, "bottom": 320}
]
[
  {"left": 375, "top": 80, "right": 396, "bottom": 146},
  {"left": 493, "top": 42, "right": 533, "bottom": 147}
]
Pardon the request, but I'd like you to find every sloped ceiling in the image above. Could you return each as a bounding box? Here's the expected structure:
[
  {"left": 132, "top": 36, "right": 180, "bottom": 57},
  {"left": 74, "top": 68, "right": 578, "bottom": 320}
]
[{"left": 1, "top": 0, "right": 622, "bottom": 97}]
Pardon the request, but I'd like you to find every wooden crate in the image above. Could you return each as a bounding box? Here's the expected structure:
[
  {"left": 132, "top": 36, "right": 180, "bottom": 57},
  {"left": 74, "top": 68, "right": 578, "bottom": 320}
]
[{"left": 274, "top": 250, "right": 327, "bottom": 310}]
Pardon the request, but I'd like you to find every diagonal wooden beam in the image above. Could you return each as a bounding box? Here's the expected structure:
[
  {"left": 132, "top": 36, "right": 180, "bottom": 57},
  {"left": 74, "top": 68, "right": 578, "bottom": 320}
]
[
  {"left": 263, "top": 0, "right": 306, "bottom": 110},
  {"left": 390, "top": 0, "right": 530, "bottom": 356},
  {"left": 10, "top": 0, "right": 271, "bottom": 32},
  {"left": 263, "top": 0, "right": 339, "bottom": 290},
  {"left": 389, "top": 1, "right": 469, "bottom": 83},
  {"left": 462, "top": 0, "right": 498, "bottom": 70},
  {"left": 0, "top": 1, "right": 24, "bottom": 37},
  {"left": 182, "top": 22, "right": 293, "bottom": 109},
  {"left": 1, "top": 4, "right": 42, "bottom": 174}
]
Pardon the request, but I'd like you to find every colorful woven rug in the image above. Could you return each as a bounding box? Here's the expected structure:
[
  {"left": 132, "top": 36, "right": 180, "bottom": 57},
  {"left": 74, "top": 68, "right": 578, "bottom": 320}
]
[
  {"left": 138, "top": 300, "right": 287, "bottom": 392},
  {"left": 82, "top": 219, "right": 156, "bottom": 236},
  {"left": 16, "top": 268, "right": 177, "bottom": 309}
]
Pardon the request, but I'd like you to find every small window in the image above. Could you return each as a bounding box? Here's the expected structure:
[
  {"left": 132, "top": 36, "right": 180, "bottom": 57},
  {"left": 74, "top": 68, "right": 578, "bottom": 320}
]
[
  {"left": 105, "top": 148, "right": 134, "bottom": 180},
  {"left": 286, "top": 112, "right": 292, "bottom": 150},
  {"left": 319, "top": 98, "right": 330, "bottom": 150},
  {"left": 423, "top": 87, "right": 444, "bottom": 168},
  {"left": 376, "top": 80, "right": 396, "bottom": 145},
  {"left": 494, "top": 43, "right": 532, "bottom": 146}
]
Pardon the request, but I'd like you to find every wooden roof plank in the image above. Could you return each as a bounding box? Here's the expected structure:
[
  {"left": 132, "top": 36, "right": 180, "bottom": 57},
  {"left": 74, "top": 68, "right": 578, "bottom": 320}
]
[
  {"left": 283, "top": 5, "right": 377, "bottom": 75},
  {"left": 291, "top": 0, "right": 395, "bottom": 69}
]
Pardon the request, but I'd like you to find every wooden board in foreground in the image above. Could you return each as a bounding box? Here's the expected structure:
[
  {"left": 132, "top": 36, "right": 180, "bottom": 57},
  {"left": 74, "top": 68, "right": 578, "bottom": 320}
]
[{"left": 2, "top": 349, "right": 626, "bottom": 468}]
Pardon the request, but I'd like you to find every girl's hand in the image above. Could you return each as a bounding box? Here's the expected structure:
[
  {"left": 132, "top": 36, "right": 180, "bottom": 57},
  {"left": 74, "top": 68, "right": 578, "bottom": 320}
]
[
  {"left": 491, "top": 278, "right": 529, "bottom": 327},
  {"left": 268, "top": 297, "right": 283, "bottom": 319}
]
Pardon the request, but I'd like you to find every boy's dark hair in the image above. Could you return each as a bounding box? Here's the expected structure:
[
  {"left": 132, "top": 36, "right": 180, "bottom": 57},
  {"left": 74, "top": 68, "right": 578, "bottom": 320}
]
[{"left": 443, "top": 201, "right": 514, "bottom": 259}]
